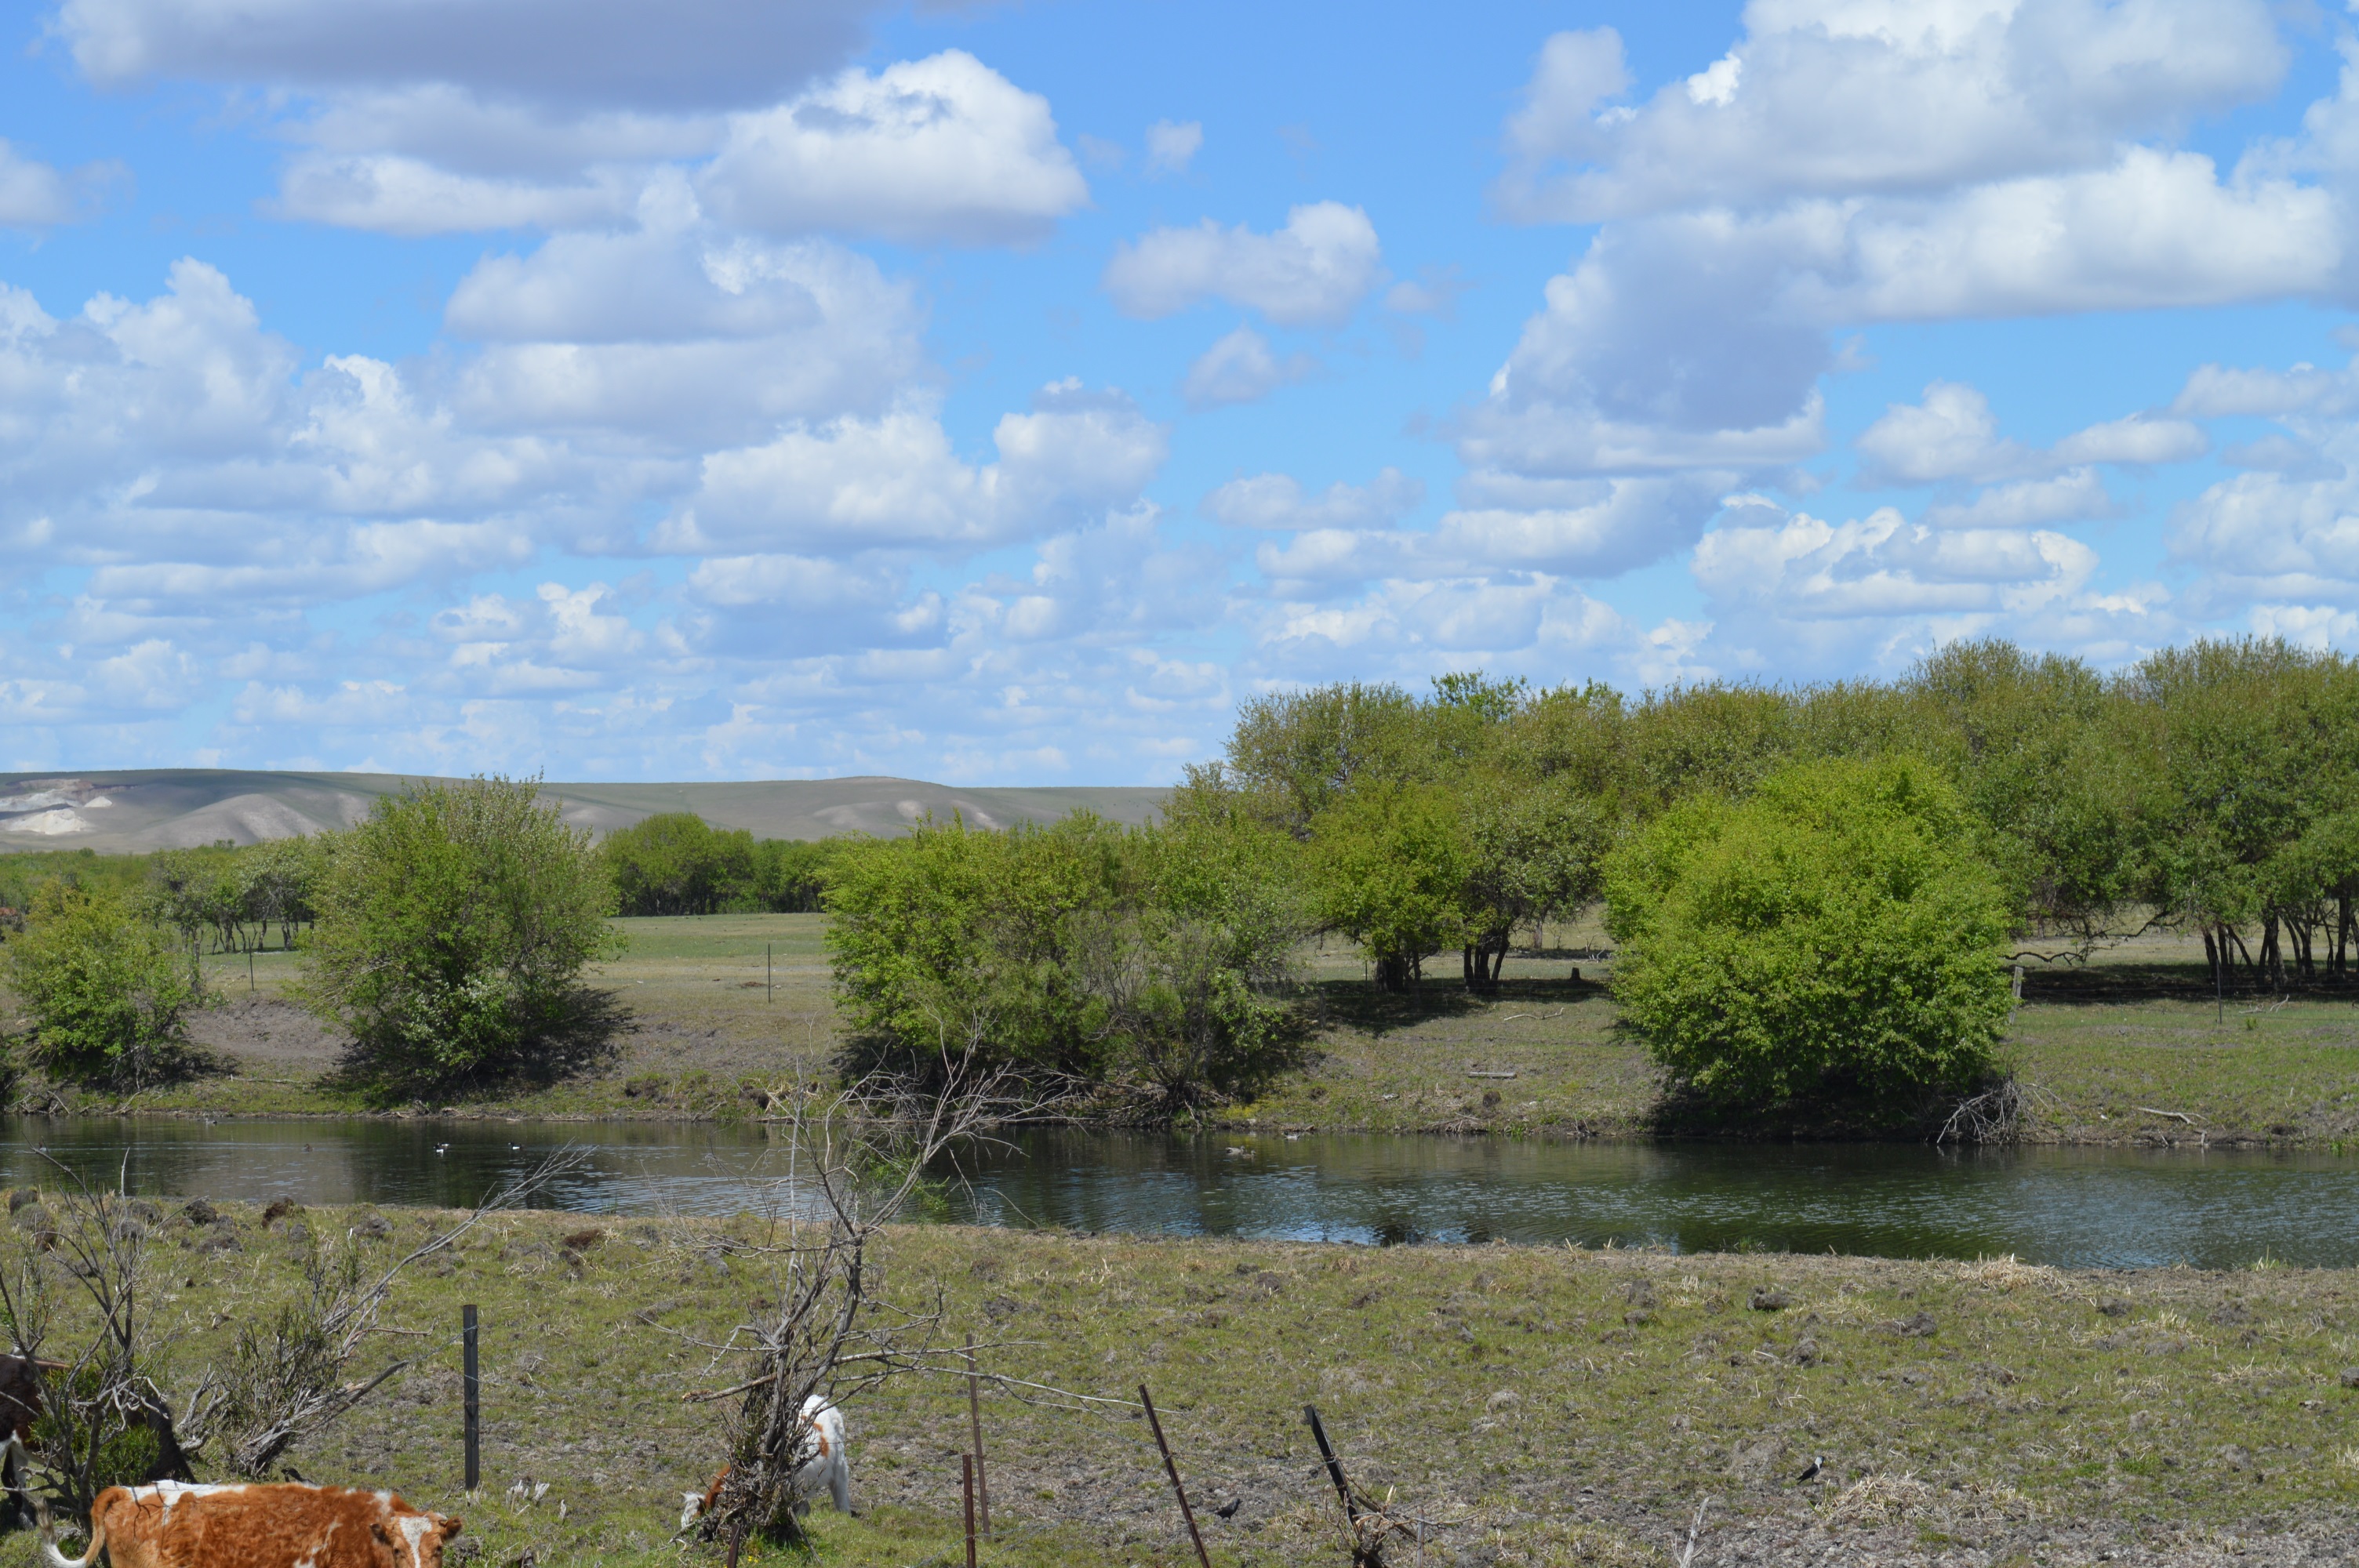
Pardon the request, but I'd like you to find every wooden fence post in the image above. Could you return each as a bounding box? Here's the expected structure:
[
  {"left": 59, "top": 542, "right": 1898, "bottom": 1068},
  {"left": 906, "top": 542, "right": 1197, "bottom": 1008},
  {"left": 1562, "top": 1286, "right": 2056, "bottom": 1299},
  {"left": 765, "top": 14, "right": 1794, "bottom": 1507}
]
[
  {"left": 966, "top": 1333, "right": 991, "bottom": 1537},
  {"left": 962, "top": 1454, "right": 977, "bottom": 1568}
]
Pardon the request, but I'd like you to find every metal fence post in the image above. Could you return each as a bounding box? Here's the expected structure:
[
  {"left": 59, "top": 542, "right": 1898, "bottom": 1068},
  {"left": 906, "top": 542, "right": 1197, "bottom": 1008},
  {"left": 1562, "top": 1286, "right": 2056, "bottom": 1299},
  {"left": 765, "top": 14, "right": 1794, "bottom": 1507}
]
[
  {"left": 462, "top": 1304, "right": 480, "bottom": 1493},
  {"left": 1140, "top": 1385, "right": 1212, "bottom": 1568}
]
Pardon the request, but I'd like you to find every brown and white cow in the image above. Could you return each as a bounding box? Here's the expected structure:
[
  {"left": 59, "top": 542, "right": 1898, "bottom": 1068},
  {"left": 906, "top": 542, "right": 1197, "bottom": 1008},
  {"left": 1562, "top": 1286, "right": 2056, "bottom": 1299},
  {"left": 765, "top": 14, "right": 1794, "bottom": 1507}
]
[{"left": 0, "top": 1442, "right": 460, "bottom": 1568}]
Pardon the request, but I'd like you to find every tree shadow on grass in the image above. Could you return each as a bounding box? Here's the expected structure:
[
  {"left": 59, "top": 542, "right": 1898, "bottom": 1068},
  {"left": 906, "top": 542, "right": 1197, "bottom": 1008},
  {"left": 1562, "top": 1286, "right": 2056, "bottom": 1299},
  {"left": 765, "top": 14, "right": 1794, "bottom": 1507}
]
[
  {"left": 1307, "top": 973, "right": 1604, "bottom": 1040},
  {"left": 2022, "top": 961, "right": 2359, "bottom": 1006},
  {"left": 324, "top": 985, "right": 633, "bottom": 1106}
]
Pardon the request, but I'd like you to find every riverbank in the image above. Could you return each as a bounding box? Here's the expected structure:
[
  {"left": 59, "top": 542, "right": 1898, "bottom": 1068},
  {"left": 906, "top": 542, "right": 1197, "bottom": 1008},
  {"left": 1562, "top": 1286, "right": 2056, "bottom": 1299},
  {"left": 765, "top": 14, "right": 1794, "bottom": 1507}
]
[
  {"left": 18, "top": 914, "right": 2359, "bottom": 1148},
  {"left": 3, "top": 1202, "right": 2353, "bottom": 1567}
]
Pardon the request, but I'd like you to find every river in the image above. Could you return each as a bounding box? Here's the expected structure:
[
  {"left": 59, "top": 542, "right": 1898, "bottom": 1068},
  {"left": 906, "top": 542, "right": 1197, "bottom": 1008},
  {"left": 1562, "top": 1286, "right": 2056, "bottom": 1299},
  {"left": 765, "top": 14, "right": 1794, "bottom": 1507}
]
[{"left": 1, "top": 1116, "right": 2351, "bottom": 1270}]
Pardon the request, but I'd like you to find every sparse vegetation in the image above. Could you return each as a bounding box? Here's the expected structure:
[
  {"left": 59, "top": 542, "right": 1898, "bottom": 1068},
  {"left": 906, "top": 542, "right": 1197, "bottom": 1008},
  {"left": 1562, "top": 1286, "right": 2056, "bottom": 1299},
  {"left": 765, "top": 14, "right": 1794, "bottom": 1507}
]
[{"left": 0, "top": 1204, "right": 2354, "bottom": 1566}]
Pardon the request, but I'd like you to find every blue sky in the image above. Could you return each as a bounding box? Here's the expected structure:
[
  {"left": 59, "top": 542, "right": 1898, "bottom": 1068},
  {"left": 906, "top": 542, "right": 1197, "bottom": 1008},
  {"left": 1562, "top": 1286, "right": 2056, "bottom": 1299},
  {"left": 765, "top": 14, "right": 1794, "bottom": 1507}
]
[{"left": 6, "top": 0, "right": 2359, "bottom": 786}]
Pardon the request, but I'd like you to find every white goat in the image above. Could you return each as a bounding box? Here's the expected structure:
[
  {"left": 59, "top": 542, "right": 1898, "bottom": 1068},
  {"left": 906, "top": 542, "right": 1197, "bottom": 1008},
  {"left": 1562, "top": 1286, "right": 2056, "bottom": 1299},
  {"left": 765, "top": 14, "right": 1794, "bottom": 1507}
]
[{"left": 678, "top": 1395, "right": 849, "bottom": 1532}]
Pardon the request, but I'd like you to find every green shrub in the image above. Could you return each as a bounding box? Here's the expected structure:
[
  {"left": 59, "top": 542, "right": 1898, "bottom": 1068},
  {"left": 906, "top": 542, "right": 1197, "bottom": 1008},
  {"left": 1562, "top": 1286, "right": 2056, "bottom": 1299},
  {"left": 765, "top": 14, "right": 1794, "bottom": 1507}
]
[
  {"left": 824, "top": 813, "right": 1127, "bottom": 1076},
  {"left": 296, "top": 775, "right": 620, "bottom": 1094},
  {"left": 1602, "top": 756, "right": 2015, "bottom": 1110},
  {"left": 2, "top": 882, "right": 205, "bottom": 1088},
  {"left": 825, "top": 811, "right": 1304, "bottom": 1104}
]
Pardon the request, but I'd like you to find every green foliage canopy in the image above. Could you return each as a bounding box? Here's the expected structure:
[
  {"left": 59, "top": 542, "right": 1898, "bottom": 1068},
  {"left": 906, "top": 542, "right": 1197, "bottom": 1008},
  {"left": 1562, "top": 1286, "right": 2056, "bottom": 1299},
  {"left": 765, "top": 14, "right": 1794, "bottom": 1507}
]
[
  {"left": 296, "top": 776, "right": 620, "bottom": 1091},
  {"left": 824, "top": 810, "right": 1303, "bottom": 1106},
  {"left": 1603, "top": 757, "right": 2016, "bottom": 1109},
  {"left": 3, "top": 880, "right": 205, "bottom": 1088}
]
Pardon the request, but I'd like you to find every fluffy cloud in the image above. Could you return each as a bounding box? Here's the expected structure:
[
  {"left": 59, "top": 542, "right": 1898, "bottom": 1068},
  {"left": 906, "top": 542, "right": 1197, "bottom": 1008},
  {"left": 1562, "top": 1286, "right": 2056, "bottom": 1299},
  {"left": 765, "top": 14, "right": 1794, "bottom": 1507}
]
[
  {"left": 1921, "top": 470, "right": 2116, "bottom": 530},
  {"left": 666, "top": 382, "right": 1167, "bottom": 554},
  {"left": 700, "top": 52, "right": 1087, "bottom": 245},
  {"left": 1696, "top": 503, "right": 2102, "bottom": 620},
  {"left": 57, "top": 0, "right": 880, "bottom": 111},
  {"left": 1145, "top": 120, "right": 1201, "bottom": 176},
  {"left": 1180, "top": 327, "right": 1313, "bottom": 408},
  {"left": 1498, "top": 7, "right": 2288, "bottom": 223},
  {"left": 0, "top": 142, "right": 122, "bottom": 227},
  {"left": 1856, "top": 381, "right": 2205, "bottom": 484},
  {"left": 1201, "top": 469, "right": 1425, "bottom": 531},
  {"left": 1103, "top": 201, "right": 1382, "bottom": 327},
  {"left": 2168, "top": 353, "right": 2359, "bottom": 616},
  {"left": 1469, "top": 0, "right": 2343, "bottom": 548},
  {"left": 272, "top": 156, "right": 638, "bottom": 235},
  {"left": 442, "top": 203, "right": 922, "bottom": 444},
  {"left": 1245, "top": 475, "right": 1727, "bottom": 597}
]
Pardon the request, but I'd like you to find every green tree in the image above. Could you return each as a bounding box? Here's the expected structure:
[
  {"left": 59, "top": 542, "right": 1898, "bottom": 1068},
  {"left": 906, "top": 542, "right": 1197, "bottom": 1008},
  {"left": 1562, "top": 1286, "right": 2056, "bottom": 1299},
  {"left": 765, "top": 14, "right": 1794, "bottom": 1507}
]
[
  {"left": 601, "top": 813, "right": 758, "bottom": 916},
  {"left": 1456, "top": 779, "right": 1609, "bottom": 988},
  {"left": 825, "top": 810, "right": 1306, "bottom": 1105},
  {"left": 3, "top": 881, "right": 205, "bottom": 1088},
  {"left": 824, "top": 813, "right": 1127, "bottom": 1075},
  {"left": 747, "top": 838, "right": 841, "bottom": 913},
  {"left": 1603, "top": 756, "right": 2015, "bottom": 1112},
  {"left": 1307, "top": 782, "right": 1470, "bottom": 989},
  {"left": 1076, "top": 810, "right": 1307, "bottom": 1111},
  {"left": 297, "top": 776, "right": 620, "bottom": 1093}
]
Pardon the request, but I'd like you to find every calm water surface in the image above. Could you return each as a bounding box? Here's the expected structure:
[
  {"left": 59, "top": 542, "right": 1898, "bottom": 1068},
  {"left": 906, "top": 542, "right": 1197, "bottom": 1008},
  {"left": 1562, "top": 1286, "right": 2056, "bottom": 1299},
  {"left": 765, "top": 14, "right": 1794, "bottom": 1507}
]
[{"left": 0, "top": 1117, "right": 2352, "bottom": 1271}]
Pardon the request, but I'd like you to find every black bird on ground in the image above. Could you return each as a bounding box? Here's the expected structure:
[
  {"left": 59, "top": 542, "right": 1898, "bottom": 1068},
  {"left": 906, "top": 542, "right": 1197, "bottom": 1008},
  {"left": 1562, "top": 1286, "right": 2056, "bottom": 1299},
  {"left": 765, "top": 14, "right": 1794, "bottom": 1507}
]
[
  {"left": 1214, "top": 1499, "right": 1242, "bottom": 1519},
  {"left": 1794, "top": 1456, "right": 1824, "bottom": 1484}
]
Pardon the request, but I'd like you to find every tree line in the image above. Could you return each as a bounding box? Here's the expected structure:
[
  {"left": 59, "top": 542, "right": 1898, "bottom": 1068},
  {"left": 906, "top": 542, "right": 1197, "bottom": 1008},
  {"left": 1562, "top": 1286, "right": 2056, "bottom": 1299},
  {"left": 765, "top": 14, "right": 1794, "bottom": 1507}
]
[{"left": 824, "top": 637, "right": 2359, "bottom": 1119}]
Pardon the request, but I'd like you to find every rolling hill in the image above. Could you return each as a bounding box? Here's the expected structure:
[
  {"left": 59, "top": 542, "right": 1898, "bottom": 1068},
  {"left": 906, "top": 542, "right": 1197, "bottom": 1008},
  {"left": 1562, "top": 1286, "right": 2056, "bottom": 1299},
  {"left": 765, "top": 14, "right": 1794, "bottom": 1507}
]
[{"left": 0, "top": 770, "right": 1169, "bottom": 852}]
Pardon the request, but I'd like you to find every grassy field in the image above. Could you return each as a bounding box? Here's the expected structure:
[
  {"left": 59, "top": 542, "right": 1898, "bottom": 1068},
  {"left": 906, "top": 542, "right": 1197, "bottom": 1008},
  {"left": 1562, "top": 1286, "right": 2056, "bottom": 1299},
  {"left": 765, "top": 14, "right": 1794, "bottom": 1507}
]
[
  {"left": 0, "top": 1202, "right": 2353, "bottom": 1567},
  {"left": 13, "top": 913, "right": 2359, "bottom": 1146}
]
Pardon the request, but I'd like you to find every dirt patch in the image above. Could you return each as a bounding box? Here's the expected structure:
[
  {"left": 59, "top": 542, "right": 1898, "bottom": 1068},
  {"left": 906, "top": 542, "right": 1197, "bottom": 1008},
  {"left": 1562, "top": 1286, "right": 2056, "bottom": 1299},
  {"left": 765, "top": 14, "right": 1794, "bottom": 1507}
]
[{"left": 184, "top": 995, "right": 350, "bottom": 1073}]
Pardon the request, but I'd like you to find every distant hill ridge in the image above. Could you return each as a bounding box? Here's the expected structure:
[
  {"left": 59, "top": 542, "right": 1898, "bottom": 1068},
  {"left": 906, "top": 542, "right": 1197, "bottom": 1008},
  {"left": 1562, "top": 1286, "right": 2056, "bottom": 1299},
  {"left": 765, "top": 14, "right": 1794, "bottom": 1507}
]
[{"left": 0, "top": 770, "right": 1168, "bottom": 853}]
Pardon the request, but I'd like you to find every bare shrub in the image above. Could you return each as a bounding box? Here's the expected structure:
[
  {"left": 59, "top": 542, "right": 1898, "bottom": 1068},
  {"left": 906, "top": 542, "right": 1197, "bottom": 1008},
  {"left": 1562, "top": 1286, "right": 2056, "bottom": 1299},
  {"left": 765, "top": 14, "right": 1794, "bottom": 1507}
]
[
  {"left": 191, "top": 1149, "right": 591, "bottom": 1477},
  {"left": 678, "top": 1048, "right": 1034, "bottom": 1550}
]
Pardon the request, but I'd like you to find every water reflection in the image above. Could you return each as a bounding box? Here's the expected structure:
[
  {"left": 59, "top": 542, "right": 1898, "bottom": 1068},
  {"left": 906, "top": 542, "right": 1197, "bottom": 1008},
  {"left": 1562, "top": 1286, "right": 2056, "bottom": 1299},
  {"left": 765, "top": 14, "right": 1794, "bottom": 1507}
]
[{"left": 0, "top": 1117, "right": 2353, "bottom": 1270}]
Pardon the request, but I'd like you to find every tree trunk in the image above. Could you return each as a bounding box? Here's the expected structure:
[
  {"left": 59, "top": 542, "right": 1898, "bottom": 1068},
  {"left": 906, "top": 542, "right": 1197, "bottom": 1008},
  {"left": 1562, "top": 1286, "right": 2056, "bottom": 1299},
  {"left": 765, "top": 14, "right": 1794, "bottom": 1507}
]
[{"left": 2203, "top": 927, "right": 2220, "bottom": 989}]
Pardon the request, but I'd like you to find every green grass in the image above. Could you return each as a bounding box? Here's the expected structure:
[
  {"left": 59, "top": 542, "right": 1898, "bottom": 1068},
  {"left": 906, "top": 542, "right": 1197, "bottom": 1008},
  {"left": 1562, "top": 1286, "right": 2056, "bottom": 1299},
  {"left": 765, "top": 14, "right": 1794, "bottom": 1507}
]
[
  {"left": 2, "top": 1205, "right": 2356, "bottom": 1566},
  {"left": 24, "top": 913, "right": 2359, "bottom": 1146}
]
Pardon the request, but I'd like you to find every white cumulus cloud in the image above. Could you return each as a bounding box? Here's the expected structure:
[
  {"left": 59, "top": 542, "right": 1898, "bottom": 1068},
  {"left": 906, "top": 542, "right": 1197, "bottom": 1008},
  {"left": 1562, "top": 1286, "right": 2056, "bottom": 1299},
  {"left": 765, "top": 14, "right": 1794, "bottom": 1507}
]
[
  {"left": 700, "top": 51, "right": 1087, "bottom": 245},
  {"left": 1103, "top": 201, "right": 1382, "bottom": 327},
  {"left": 1180, "top": 326, "right": 1313, "bottom": 408}
]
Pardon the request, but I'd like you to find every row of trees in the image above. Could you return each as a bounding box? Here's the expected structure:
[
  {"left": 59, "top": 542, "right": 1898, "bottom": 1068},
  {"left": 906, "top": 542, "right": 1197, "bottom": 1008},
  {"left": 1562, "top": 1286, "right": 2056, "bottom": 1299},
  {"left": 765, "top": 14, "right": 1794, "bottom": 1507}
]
[
  {"left": 2, "top": 778, "right": 619, "bottom": 1097},
  {"left": 598, "top": 813, "right": 838, "bottom": 916},
  {"left": 1190, "top": 637, "right": 2359, "bottom": 993},
  {"left": 826, "top": 638, "right": 2359, "bottom": 1117}
]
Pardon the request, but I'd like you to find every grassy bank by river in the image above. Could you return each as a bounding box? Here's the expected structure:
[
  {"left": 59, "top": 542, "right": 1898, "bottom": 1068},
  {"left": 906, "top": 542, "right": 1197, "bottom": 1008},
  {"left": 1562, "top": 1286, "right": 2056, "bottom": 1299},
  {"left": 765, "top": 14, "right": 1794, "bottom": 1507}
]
[
  {"left": 20, "top": 913, "right": 2359, "bottom": 1147},
  {"left": 2, "top": 1203, "right": 2354, "bottom": 1568}
]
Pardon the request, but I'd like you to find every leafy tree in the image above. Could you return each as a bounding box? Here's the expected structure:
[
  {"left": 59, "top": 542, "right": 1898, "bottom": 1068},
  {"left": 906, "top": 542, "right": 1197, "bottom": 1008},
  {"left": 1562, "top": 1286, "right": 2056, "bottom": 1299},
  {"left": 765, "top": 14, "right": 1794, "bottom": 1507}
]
[
  {"left": 748, "top": 838, "right": 841, "bottom": 913},
  {"left": 1456, "top": 779, "right": 1610, "bottom": 988},
  {"left": 3, "top": 881, "right": 205, "bottom": 1088},
  {"left": 601, "top": 813, "right": 758, "bottom": 916},
  {"left": 1603, "top": 756, "right": 2015, "bottom": 1112},
  {"left": 1205, "top": 681, "right": 1424, "bottom": 835},
  {"left": 296, "top": 776, "right": 621, "bottom": 1093},
  {"left": 1307, "top": 782, "right": 1470, "bottom": 989},
  {"left": 825, "top": 813, "right": 1127, "bottom": 1075}
]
